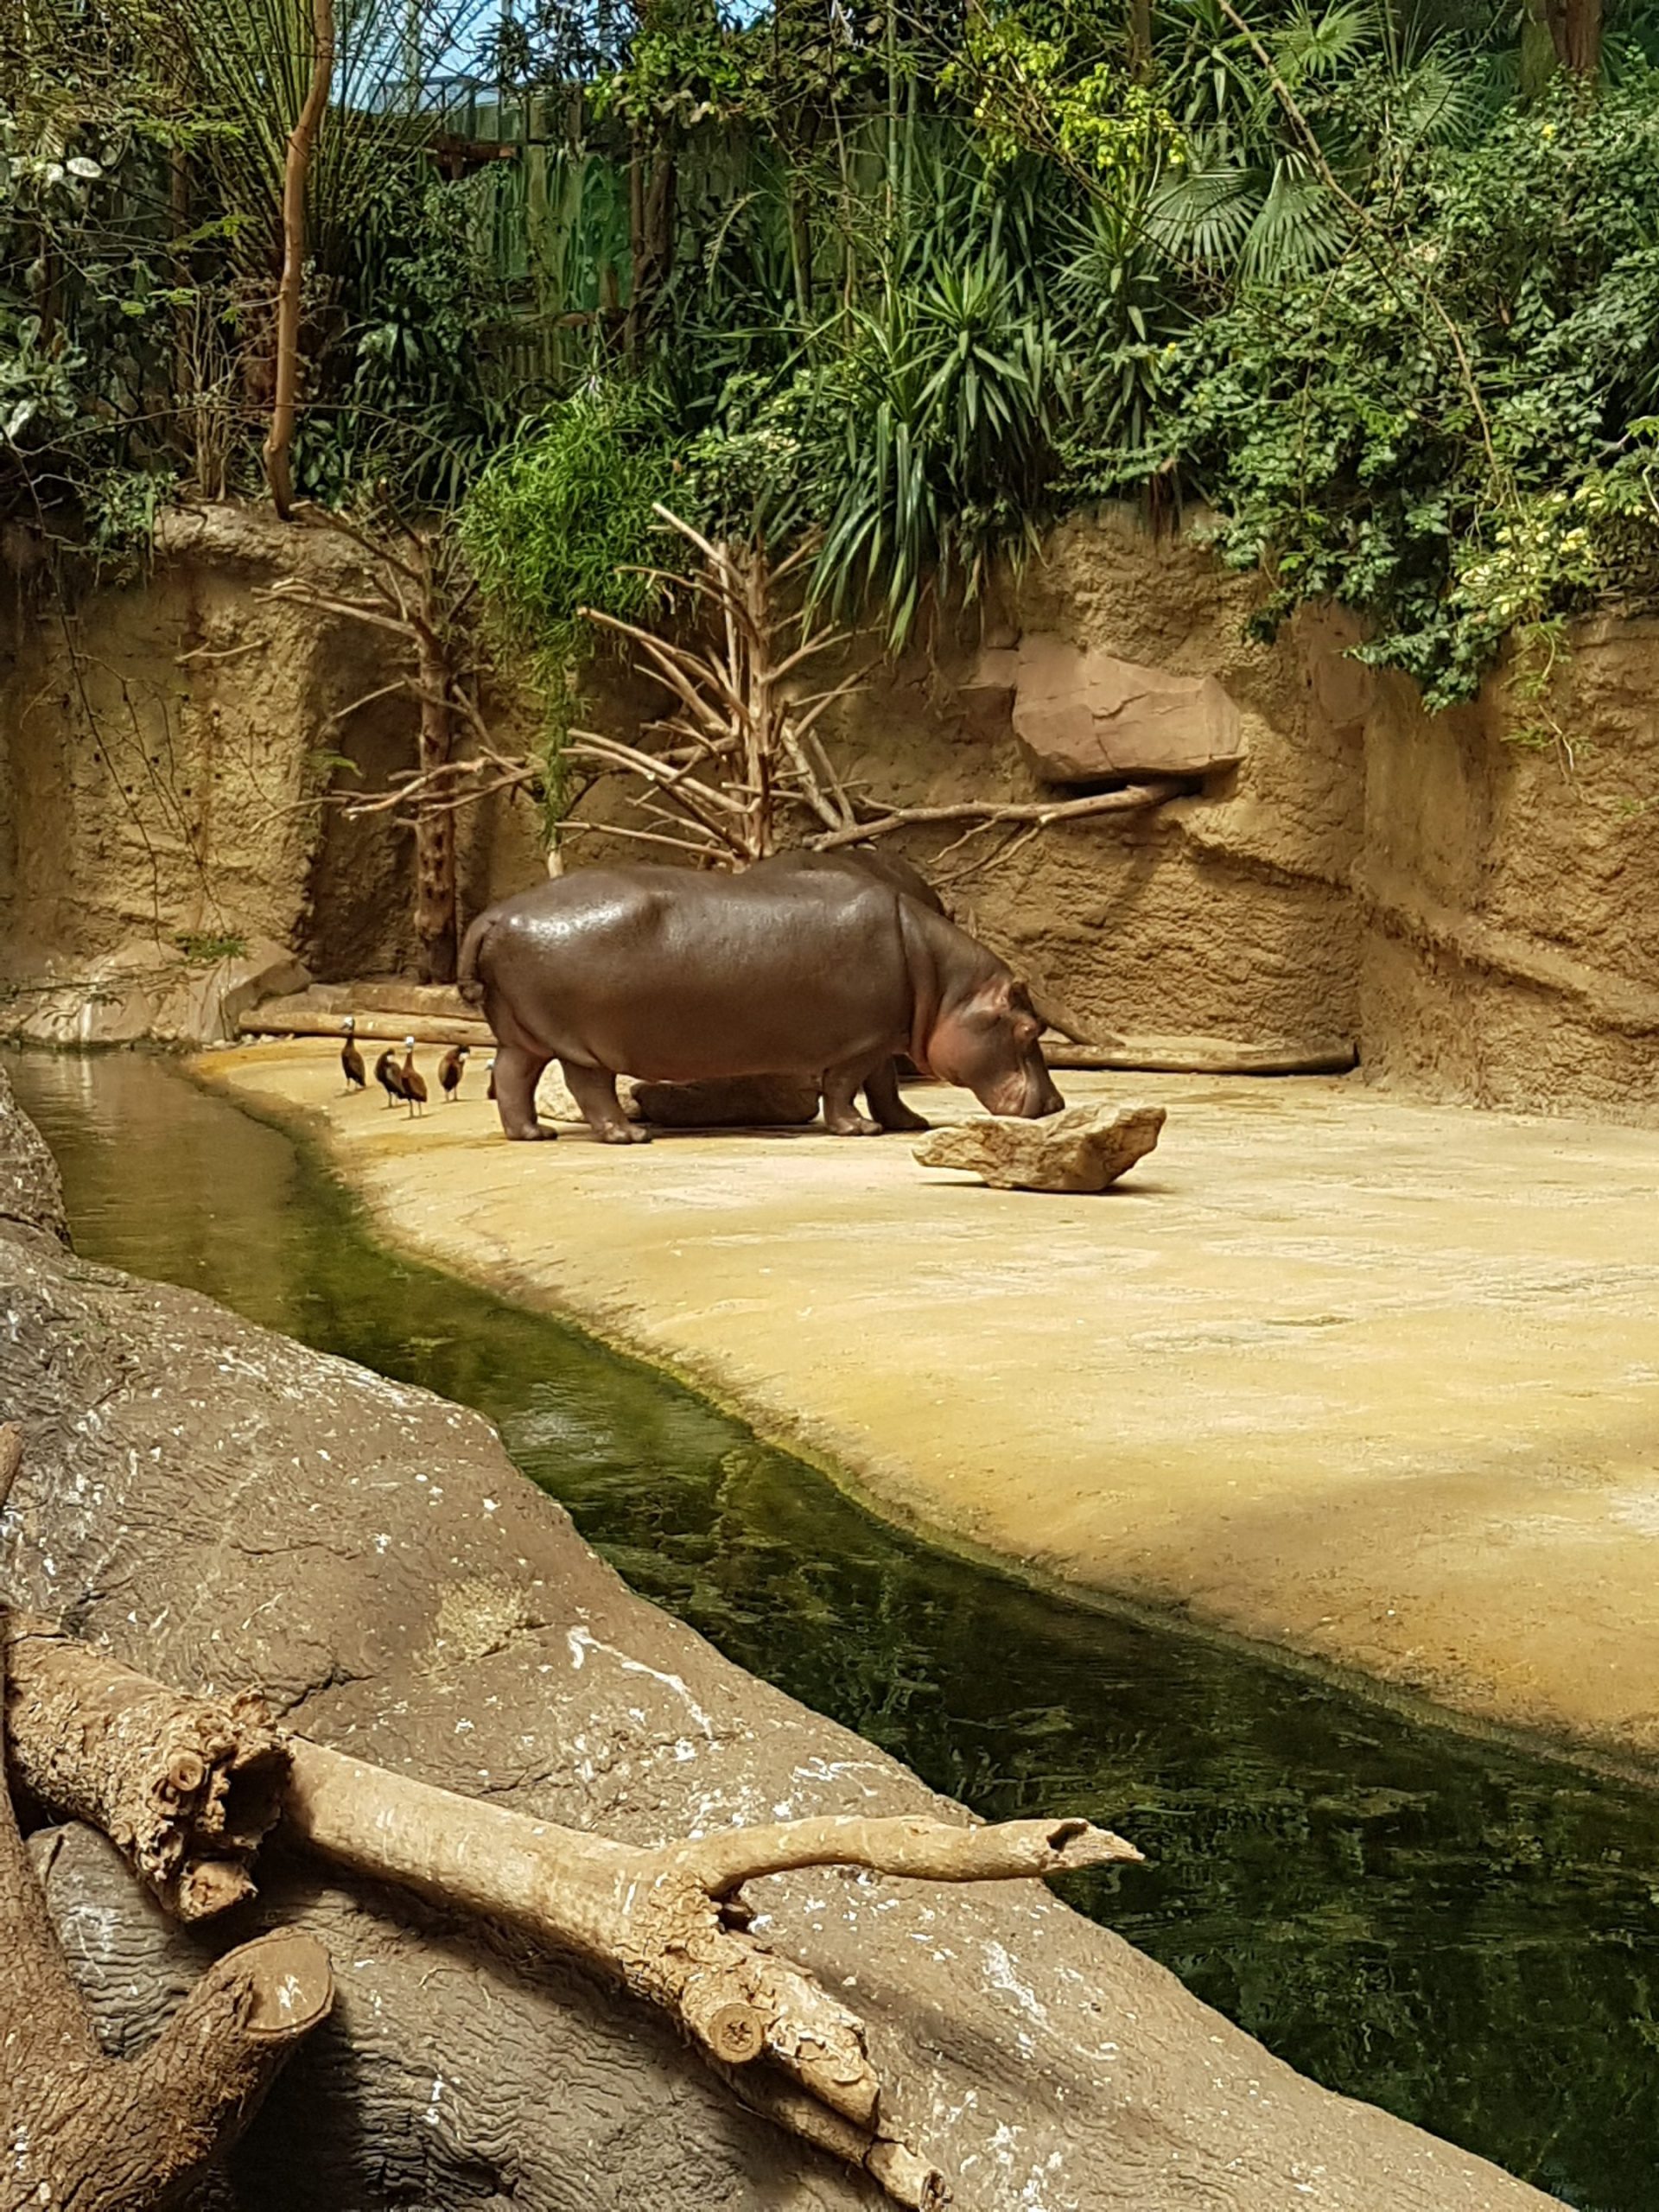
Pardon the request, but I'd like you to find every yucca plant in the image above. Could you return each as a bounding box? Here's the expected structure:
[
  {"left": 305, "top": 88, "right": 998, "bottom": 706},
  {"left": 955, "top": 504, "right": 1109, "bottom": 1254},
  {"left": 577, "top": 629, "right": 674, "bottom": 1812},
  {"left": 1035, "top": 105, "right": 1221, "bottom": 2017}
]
[{"left": 814, "top": 245, "right": 1067, "bottom": 643}]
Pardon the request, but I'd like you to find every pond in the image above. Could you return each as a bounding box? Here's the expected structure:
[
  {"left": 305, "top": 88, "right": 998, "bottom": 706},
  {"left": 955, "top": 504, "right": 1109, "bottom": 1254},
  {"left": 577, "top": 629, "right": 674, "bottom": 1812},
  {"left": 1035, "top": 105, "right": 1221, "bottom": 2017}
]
[{"left": 8, "top": 1046, "right": 1658, "bottom": 2211}]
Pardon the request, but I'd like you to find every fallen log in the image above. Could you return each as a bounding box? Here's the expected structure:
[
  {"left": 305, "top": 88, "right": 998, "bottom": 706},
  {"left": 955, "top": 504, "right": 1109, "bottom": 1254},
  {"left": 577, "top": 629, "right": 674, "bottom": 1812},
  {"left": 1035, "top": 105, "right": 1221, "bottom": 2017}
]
[
  {"left": 2, "top": 1607, "right": 1140, "bottom": 2210},
  {"left": 0, "top": 1605, "right": 331, "bottom": 2212},
  {"left": 1046, "top": 1033, "right": 1357, "bottom": 1075},
  {"left": 237, "top": 1006, "right": 493, "bottom": 1047}
]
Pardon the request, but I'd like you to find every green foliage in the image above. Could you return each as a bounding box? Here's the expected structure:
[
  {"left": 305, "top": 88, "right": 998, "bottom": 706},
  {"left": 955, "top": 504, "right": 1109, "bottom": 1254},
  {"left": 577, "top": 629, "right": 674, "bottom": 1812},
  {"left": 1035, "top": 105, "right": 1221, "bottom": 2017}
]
[
  {"left": 1086, "top": 73, "right": 1659, "bottom": 704},
  {"left": 811, "top": 244, "right": 1068, "bottom": 639},
  {"left": 944, "top": 12, "right": 1180, "bottom": 191},
  {"left": 459, "top": 385, "right": 675, "bottom": 822},
  {"left": 15, "top": 0, "right": 1659, "bottom": 728},
  {"left": 297, "top": 169, "right": 513, "bottom": 508},
  {"left": 175, "top": 929, "right": 248, "bottom": 963}
]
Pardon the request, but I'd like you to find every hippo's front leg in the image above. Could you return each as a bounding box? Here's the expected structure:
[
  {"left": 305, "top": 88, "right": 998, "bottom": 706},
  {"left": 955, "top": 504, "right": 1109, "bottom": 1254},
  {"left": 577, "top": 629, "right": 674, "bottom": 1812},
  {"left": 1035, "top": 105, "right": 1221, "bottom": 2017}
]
[
  {"left": 821, "top": 1055, "right": 884, "bottom": 1135},
  {"left": 562, "top": 1059, "right": 652, "bottom": 1144},
  {"left": 494, "top": 1046, "right": 556, "bottom": 1141},
  {"left": 863, "top": 1058, "right": 930, "bottom": 1134}
]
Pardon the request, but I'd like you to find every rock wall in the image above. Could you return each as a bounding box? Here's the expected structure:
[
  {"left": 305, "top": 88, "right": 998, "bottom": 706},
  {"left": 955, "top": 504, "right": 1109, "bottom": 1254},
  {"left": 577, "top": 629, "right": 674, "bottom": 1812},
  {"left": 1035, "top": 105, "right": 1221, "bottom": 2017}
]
[
  {"left": 0, "top": 507, "right": 539, "bottom": 1041},
  {"left": 4, "top": 503, "right": 1657, "bottom": 1122}
]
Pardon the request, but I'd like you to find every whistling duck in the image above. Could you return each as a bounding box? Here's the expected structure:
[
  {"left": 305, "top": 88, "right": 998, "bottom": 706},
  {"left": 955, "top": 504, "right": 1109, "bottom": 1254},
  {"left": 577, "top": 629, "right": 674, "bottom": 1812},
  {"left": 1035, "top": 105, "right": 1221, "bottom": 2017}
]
[
  {"left": 439, "top": 1043, "right": 469, "bottom": 1102},
  {"left": 486, "top": 1054, "right": 497, "bottom": 1101},
  {"left": 374, "top": 1046, "right": 406, "bottom": 1108},
  {"left": 340, "top": 1016, "right": 367, "bottom": 1093},
  {"left": 401, "top": 1037, "right": 429, "bottom": 1118}
]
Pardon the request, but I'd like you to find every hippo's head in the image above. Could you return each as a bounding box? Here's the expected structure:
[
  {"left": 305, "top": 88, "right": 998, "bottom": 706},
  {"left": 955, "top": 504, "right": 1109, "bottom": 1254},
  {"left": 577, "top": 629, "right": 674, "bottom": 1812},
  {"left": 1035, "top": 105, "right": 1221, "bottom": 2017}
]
[{"left": 926, "top": 976, "right": 1065, "bottom": 1120}]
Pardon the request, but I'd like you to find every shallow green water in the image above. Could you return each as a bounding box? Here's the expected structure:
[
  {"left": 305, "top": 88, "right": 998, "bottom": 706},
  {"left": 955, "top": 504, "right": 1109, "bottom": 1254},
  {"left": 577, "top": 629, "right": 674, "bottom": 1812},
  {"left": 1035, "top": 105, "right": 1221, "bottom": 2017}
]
[{"left": 10, "top": 1047, "right": 1659, "bottom": 2210}]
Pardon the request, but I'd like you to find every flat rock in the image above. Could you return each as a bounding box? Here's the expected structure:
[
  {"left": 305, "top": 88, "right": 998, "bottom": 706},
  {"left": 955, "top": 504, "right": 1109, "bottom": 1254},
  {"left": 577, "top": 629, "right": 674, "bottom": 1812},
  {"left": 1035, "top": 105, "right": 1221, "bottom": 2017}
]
[
  {"left": 1010, "top": 634, "right": 1244, "bottom": 782},
  {"left": 914, "top": 1101, "right": 1166, "bottom": 1192}
]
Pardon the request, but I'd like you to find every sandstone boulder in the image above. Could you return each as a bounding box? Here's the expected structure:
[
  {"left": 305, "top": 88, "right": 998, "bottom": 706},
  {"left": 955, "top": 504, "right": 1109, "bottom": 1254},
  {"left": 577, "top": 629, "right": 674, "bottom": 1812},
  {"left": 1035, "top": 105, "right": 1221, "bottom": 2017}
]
[
  {"left": 914, "top": 1100, "right": 1166, "bottom": 1192},
  {"left": 1011, "top": 635, "right": 1244, "bottom": 783}
]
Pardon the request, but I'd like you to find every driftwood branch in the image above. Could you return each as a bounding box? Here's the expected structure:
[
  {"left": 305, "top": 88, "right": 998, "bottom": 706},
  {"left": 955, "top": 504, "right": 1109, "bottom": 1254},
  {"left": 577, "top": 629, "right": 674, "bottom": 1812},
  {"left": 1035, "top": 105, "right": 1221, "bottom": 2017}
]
[
  {"left": 2, "top": 1616, "right": 1141, "bottom": 2209},
  {"left": 0, "top": 1607, "right": 330, "bottom": 2212},
  {"left": 3, "top": 1615, "right": 289, "bottom": 1919},
  {"left": 808, "top": 781, "right": 1186, "bottom": 850}
]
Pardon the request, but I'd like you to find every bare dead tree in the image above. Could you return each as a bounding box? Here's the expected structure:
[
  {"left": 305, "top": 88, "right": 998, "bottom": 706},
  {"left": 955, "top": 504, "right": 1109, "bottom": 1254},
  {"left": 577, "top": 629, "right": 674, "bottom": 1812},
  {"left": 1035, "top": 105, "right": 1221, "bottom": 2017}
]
[
  {"left": 265, "top": 508, "right": 493, "bottom": 982},
  {"left": 3, "top": 1607, "right": 1141, "bottom": 2212},
  {"left": 263, "top": 0, "right": 335, "bottom": 517},
  {"left": 344, "top": 505, "right": 1182, "bottom": 869}
]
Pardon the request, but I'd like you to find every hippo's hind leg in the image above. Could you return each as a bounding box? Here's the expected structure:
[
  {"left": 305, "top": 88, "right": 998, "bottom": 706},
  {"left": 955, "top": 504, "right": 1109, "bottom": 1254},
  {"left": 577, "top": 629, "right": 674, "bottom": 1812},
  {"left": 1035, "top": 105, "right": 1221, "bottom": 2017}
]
[
  {"left": 494, "top": 1045, "right": 557, "bottom": 1141},
  {"left": 562, "top": 1058, "right": 652, "bottom": 1145},
  {"left": 863, "top": 1057, "right": 930, "bottom": 1134},
  {"left": 822, "top": 1054, "right": 885, "bottom": 1136}
]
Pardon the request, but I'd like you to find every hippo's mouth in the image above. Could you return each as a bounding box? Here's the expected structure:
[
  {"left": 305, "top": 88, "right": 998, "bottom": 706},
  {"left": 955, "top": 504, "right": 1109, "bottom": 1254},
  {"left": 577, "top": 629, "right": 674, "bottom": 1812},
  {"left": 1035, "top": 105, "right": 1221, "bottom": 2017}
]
[{"left": 986, "top": 1071, "right": 1065, "bottom": 1119}]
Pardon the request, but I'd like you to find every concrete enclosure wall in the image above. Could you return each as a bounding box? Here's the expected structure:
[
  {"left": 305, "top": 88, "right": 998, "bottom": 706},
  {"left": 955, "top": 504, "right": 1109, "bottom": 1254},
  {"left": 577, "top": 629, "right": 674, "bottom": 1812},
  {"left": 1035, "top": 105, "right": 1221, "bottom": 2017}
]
[{"left": 3, "top": 503, "right": 1656, "bottom": 1121}]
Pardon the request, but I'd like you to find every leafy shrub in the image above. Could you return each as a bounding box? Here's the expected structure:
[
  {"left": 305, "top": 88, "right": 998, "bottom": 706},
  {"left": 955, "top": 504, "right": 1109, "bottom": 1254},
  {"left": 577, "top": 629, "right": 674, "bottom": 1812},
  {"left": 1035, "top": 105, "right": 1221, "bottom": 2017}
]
[{"left": 1085, "top": 74, "right": 1659, "bottom": 704}]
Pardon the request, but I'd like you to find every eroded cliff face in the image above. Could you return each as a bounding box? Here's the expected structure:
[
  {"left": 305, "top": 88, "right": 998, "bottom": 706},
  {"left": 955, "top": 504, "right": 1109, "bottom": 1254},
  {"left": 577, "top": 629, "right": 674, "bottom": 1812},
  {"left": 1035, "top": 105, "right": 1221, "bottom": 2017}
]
[
  {"left": 3, "top": 503, "right": 1656, "bottom": 1122},
  {"left": 0, "top": 507, "right": 541, "bottom": 1041}
]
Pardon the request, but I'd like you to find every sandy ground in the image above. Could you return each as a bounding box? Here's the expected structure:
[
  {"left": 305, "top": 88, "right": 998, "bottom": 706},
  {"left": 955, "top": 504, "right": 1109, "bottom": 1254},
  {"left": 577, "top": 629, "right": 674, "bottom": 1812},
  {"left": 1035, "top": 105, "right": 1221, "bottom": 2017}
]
[{"left": 200, "top": 1043, "right": 1659, "bottom": 1767}]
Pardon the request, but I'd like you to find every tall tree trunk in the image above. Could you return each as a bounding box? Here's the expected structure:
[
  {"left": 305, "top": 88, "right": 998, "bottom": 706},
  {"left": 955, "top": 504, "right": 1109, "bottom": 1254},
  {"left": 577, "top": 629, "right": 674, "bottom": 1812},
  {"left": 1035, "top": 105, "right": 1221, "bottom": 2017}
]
[
  {"left": 1540, "top": 0, "right": 1602, "bottom": 74},
  {"left": 263, "top": 0, "right": 335, "bottom": 518},
  {"left": 415, "top": 631, "right": 459, "bottom": 983}
]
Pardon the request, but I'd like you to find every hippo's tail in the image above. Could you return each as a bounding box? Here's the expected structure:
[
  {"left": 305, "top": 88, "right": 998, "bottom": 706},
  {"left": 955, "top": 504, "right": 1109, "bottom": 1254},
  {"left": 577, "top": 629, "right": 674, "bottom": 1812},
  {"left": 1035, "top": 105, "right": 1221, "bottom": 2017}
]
[{"left": 456, "top": 908, "right": 493, "bottom": 1008}]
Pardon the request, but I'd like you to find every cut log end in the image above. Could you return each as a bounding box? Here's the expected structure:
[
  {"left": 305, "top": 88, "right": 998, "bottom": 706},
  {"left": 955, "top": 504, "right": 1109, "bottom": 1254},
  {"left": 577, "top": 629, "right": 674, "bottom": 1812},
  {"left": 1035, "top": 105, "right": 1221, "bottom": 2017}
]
[
  {"left": 225, "top": 1929, "right": 335, "bottom": 2041},
  {"left": 699, "top": 1999, "right": 767, "bottom": 2065}
]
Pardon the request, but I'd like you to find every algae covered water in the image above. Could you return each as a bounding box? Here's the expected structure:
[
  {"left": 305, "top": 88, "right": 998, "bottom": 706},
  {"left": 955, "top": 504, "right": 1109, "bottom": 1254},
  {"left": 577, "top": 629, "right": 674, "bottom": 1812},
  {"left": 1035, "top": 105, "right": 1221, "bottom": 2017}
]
[{"left": 10, "top": 1047, "right": 1659, "bottom": 2211}]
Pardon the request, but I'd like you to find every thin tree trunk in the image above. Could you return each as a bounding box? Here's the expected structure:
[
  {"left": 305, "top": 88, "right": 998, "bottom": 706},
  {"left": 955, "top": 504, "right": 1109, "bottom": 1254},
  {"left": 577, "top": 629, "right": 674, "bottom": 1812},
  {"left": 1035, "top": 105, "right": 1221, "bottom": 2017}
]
[
  {"left": 1547, "top": 0, "right": 1602, "bottom": 73},
  {"left": 415, "top": 631, "right": 459, "bottom": 982},
  {"left": 625, "top": 123, "right": 647, "bottom": 358},
  {"left": 263, "top": 0, "right": 335, "bottom": 517},
  {"left": 1129, "top": 0, "right": 1154, "bottom": 78}
]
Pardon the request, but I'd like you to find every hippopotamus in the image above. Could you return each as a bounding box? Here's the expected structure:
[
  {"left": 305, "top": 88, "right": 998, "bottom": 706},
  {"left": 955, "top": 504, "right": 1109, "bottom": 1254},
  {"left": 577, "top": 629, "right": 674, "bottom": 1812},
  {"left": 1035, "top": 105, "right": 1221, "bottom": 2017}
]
[
  {"left": 756, "top": 844, "right": 948, "bottom": 917},
  {"left": 746, "top": 846, "right": 946, "bottom": 1127},
  {"left": 457, "top": 861, "right": 1064, "bottom": 1144}
]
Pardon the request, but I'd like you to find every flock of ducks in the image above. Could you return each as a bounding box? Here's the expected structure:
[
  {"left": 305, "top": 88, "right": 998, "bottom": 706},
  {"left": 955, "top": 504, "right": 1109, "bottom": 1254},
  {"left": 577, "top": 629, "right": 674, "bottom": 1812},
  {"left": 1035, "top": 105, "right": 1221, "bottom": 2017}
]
[{"left": 338, "top": 1016, "right": 493, "bottom": 1118}]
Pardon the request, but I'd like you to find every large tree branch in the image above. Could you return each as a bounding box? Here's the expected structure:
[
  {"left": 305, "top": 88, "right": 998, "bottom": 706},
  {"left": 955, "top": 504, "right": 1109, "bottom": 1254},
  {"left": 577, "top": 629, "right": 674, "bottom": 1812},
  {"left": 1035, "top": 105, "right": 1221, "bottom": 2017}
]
[
  {"left": 0, "top": 1605, "right": 329, "bottom": 2212},
  {"left": 3, "top": 1618, "right": 1141, "bottom": 2211}
]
